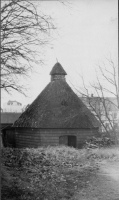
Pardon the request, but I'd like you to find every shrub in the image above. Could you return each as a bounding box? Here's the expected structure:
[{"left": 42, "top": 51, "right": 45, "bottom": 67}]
[
  {"left": 87, "top": 147, "right": 119, "bottom": 160},
  {"left": 1, "top": 147, "right": 91, "bottom": 200},
  {"left": 83, "top": 136, "right": 114, "bottom": 149}
]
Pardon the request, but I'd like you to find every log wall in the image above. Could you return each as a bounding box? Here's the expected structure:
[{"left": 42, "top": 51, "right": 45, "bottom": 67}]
[
  {"left": 15, "top": 128, "right": 41, "bottom": 148},
  {"left": 11, "top": 128, "right": 99, "bottom": 148},
  {"left": 40, "top": 129, "right": 99, "bottom": 148}
]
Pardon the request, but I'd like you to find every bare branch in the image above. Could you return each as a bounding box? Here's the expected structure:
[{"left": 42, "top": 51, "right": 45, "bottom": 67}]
[
  {"left": 75, "top": 57, "right": 118, "bottom": 141},
  {"left": 1, "top": 0, "right": 56, "bottom": 94}
]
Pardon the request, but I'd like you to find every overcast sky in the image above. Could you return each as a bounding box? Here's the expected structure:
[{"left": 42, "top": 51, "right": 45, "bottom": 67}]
[{"left": 1, "top": 0, "right": 118, "bottom": 107}]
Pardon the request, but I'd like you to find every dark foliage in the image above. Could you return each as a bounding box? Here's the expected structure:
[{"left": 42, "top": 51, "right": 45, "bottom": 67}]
[
  {"left": 1, "top": 147, "right": 92, "bottom": 200},
  {"left": 83, "top": 136, "right": 114, "bottom": 149}
]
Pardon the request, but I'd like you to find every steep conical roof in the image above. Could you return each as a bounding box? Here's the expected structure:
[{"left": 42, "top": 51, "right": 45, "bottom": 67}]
[
  {"left": 13, "top": 64, "right": 99, "bottom": 128},
  {"left": 50, "top": 62, "right": 67, "bottom": 75}
]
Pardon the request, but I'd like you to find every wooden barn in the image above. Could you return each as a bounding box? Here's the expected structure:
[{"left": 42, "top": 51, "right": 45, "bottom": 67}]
[{"left": 3, "top": 63, "right": 100, "bottom": 148}]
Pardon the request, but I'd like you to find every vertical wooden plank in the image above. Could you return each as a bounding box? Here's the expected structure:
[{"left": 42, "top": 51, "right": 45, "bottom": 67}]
[{"left": 59, "top": 135, "right": 68, "bottom": 145}]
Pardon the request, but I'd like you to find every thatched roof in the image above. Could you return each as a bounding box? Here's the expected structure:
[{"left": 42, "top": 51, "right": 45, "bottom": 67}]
[
  {"left": 50, "top": 62, "right": 67, "bottom": 75},
  {"left": 13, "top": 63, "right": 99, "bottom": 128}
]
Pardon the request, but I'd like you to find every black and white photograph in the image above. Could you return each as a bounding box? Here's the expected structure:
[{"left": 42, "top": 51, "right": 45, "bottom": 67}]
[{"left": 1, "top": 0, "right": 119, "bottom": 200}]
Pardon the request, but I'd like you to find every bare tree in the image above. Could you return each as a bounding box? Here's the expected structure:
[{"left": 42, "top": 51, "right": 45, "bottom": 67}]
[
  {"left": 1, "top": 0, "right": 55, "bottom": 94},
  {"left": 77, "top": 57, "right": 119, "bottom": 143},
  {"left": 96, "top": 57, "right": 119, "bottom": 108}
]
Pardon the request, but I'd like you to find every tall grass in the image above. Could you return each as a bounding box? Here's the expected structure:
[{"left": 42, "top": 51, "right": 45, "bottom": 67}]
[{"left": 88, "top": 146, "right": 119, "bottom": 160}]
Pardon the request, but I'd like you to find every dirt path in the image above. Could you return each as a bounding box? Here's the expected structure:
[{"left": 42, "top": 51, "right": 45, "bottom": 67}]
[
  {"left": 100, "top": 161, "right": 119, "bottom": 181},
  {"left": 73, "top": 160, "right": 119, "bottom": 200}
]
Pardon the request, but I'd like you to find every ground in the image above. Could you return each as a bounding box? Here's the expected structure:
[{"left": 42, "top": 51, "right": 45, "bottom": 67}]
[
  {"left": 2, "top": 147, "right": 119, "bottom": 200},
  {"left": 73, "top": 160, "right": 119, "bottom": 200}
]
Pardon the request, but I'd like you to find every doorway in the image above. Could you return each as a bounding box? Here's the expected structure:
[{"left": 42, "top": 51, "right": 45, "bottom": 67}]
[
  {"left": 59, "top": 135, "right": 77, "bottom": 148},
  {"left": 68, "top": 136, "right": 76, "bottom": 148}
]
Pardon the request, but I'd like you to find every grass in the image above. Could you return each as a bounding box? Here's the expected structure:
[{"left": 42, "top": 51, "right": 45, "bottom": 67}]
[
  {"left": 88, "top": 146, "right": 119, "bottom": 160},
  {"left": 1, "top": 145, "right": 119, "bottom": 200}
]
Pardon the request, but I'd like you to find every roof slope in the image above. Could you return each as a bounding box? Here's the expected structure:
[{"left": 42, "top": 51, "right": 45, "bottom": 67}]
[{"left": 13, "top": 80, "right": 99, "bottom": 128}]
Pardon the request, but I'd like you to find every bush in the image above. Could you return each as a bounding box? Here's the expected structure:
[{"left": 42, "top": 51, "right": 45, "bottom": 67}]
[
  {"left": 1, "top": 146, "right": 92, "bottom": 200},
  {"left": 87, "top": 147, "right": 119, "bottom": 160},
  {"left": 83, "top": 136, "right": 114, "bottom": 149}
]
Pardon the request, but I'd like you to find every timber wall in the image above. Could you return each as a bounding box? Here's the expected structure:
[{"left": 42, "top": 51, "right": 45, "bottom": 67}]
[
  {"left": 40, "top": 129, "right": 99, "bottom": 148},
  {"left": 15, "top": 128, "right": 41, "bottom": 148},
  {"left": 9, "top": 128, "right": 99, "bottom": 148}
]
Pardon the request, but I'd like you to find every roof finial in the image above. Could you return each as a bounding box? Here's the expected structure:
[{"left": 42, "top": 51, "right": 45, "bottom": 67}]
[{"left": 51, "top": 46, "right": 58, "bottom": 63}]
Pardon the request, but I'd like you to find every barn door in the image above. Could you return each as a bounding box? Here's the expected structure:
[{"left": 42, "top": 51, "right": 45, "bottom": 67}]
[
  {"left": 68, "top": 136, "right": 76, "bottom": 148},
  {"left": 59, "top": 135, "right": 68, "bottom": 146}
]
